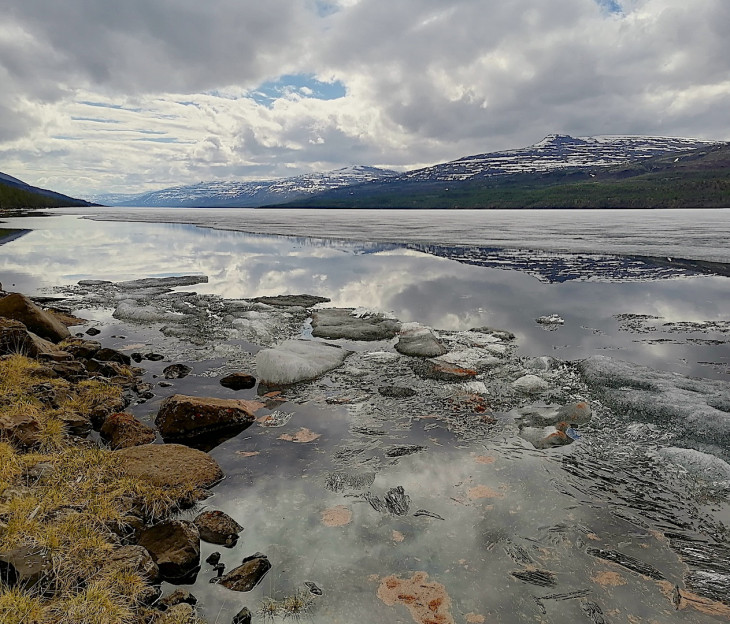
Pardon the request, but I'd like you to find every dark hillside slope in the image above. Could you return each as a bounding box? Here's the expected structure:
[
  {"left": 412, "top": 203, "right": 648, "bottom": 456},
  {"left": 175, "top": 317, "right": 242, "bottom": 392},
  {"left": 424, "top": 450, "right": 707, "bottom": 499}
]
[
  {"left": 0, "top": 173, "right": 92, "bottom": 208},
  {"left": 278, "top": 143, "right": 730, "bottom": 209}
]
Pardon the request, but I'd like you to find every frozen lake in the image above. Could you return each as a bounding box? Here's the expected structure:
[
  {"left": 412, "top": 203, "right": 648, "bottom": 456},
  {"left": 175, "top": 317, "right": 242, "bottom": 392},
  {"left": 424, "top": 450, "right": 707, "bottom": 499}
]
[{"left": 1, "top": 208, "right": 730, "bottom": 623}]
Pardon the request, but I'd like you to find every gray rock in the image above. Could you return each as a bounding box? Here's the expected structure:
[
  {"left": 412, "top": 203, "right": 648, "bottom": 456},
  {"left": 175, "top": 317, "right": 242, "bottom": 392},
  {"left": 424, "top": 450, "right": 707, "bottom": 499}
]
[
  {"left": 0, "top": 546, "right": 51, "bottom": 587},
  {"left": 395, "top": 325, "right": 447, "bottom": 357},
  {"left": 251, "top": 294, "right": 330, "bottom": 308},
  {"left": 115, "top": 275, "right": 208, "bottom": 290},
  {"left": 512, "top": 374, "right": 549, "bottom": 394},
  {"left": 311, "top": 308, "right": 401, "bottom": 341}
]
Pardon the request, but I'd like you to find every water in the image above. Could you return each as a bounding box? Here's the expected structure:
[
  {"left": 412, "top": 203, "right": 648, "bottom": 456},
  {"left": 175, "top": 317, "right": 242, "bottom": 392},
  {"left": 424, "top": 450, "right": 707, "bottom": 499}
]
[{"left": 1, "top": 208, "right": 730, "bottom": 622}]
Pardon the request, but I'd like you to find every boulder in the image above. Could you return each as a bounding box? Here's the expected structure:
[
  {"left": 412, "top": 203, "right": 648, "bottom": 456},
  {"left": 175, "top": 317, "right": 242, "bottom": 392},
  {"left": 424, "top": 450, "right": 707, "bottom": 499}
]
[
  {"left": 251, "top": 294, "right": 330, "bottom": 308},
  {"left": 115, "top": 443, "right": 223, "bottom": 490},
  {"left": 163, "top": 364, "right": 192, "bottom": 379},
  {"left": 193, "top": 510, "right": 243, "bottom": 546},
  {"left": 101, "top": 412, "right": 156, "bottom": 449},
  {"left": 395, "top": 324, "right": 447, "bottom": 358},
  {"left": 219, "top": 553, "right": 271, "bottom": 592},
  {"left": 106, "top": 545, "right": 160, "bottom": 583},
  {"left": 137, "top": 520, "right": 200, "bottom": 582},
  {"left": 0, "top": 412, "right": 41, "bottom": 447},
  {"left": 49, "top": 360, "right": 88, "bottom": 382},
  {"left": 0, "top": 293, "right": 70, "bottom": 343},
  {"left": 311, "top": 308, "right": 401, "bottom": 341},
  {"left": 519, "top": 424, "right": 575, "bottom": 449},
  {"left": 256, "top": 340, "right": 352, "bottom": 385},
  {"left": 0, "top": 546, "right": 52, "bottom": 588},
  {"left": 220, "top": 373, "right": 256, "bottom": 391},
  {"left": 155, "top": 394, "right": 259, "bottom": 440}
]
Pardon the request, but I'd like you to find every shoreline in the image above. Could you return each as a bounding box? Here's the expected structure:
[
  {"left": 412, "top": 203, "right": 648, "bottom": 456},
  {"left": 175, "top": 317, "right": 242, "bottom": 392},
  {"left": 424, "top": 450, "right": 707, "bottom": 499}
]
[{"left": 3, "top": 277, "right": 730, "bottom": 622}]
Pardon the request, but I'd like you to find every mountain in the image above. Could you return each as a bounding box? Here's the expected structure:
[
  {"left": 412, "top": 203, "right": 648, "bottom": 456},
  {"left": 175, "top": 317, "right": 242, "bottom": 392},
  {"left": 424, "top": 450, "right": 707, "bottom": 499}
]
[
  {"left": 92, "top": 165, "right": 397, "bottom": 207},
  {"left": 278, "top": 135, "right": 730, "bottom": 209},
  {"left": 0, "top": 172, "right": 93, "bottom": 209}
]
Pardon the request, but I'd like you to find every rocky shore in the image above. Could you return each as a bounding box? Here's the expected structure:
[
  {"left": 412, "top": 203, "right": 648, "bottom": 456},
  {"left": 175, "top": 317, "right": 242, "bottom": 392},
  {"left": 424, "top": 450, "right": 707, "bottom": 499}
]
[{"left": 2, "top": 277, "right": 730, "bottom": 623}]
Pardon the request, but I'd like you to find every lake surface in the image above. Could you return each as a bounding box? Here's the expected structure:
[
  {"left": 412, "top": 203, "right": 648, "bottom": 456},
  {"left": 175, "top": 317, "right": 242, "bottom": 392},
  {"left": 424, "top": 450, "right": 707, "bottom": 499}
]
[{"left": 1, "top": 208, "right": 730, "bottom": 623}]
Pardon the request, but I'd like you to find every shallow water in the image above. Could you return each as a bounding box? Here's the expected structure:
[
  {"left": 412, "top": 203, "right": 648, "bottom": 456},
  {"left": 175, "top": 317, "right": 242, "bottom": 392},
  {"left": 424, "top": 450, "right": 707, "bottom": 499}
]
[{"left": 1, "top": 210, "right": 730, "bottom": 622}]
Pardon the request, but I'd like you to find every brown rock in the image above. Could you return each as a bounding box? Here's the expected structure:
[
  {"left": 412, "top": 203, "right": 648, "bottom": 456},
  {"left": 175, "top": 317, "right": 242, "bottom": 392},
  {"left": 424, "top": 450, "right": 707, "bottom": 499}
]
[
  {"left": 57, "top": 411, "right": 91, "bottom": 437},
  {"left": 0, "top": 293, "right": 70, "bottom": 343},
  {"left": 0, "top": 412, "right": 41, "bottom": 447},
  {"left": 158, "top": 588, "right": 197, "bottom": 609},
  {"left": 137, "top": 520, "right": 200, "bottom": 582},
  {"left": 94, "top": 347, "right": 131, "bottom": 366},
  {"left": 49, "top": 359, "right": 88, "bottom": 382},
  {"left": 0, "top": 318, "right": 36, "bottom": 357},
  {"left": 219, "top": 553, "right": 271, "bottom": 592},
  {"left": 0, "top": 546, "right": 52, "bottom": 588},
  {"left": 193, "top": 510, "right": 243, "bottom": 546},
  {"left": 106, "top": 545, "right": 160, "bottom": 583},
  {"left": 115, "top": 443, "right": 223, "bottom": 490},
  {"left": 155, "top": 394, "right": 259, "bottom": 441},
  {"left": 219, "top": 373, "right": 256, "bottom": 391},
  {"left": 411, "top": 360, "right": 477, "bottom": 382},
  {"left": 101, "top": 412, "right": 156, "bottom": 449}
]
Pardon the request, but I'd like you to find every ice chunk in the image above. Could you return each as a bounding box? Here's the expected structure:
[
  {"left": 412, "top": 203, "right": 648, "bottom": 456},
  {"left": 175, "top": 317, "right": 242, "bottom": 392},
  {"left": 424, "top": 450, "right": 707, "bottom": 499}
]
[
  {"left": 113, "top": 299, "right": 186, "bottom": 323},
  {"left": 657, "top": 447, "right": 730, "bottom": 485},
  {"left": 512, "top": 375, "right": 549, "bottom": 394},
  {"left": 434, "top": 348, "right": 499, "bottom": 369},
  {"left": 395, "top": 323, "right": 447, "bottom": 357},
  {"left": 256, "top": 339, "right": 352, "bottom": 385}
]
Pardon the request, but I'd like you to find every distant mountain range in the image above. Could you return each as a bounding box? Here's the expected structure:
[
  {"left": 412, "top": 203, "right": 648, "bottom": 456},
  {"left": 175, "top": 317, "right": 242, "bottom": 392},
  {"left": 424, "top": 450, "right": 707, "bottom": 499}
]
[
  {"left": 87, "top": 134, "right": 725, "bottom": 209},
  {"left": 0, "top": 172, "right": 92, "bottom": 209},
  {"left": 88, "top": 165, "right": 397, "bottom": 207},
  {"left": 2, "top": 133, "right": 728, "bottom": 210}
]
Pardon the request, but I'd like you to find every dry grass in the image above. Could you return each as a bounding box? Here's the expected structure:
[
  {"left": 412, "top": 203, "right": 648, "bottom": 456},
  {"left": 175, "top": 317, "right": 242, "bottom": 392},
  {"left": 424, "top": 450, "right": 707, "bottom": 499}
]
[{"left": 0, "top": 354, "right": 209, "bottom": 623}]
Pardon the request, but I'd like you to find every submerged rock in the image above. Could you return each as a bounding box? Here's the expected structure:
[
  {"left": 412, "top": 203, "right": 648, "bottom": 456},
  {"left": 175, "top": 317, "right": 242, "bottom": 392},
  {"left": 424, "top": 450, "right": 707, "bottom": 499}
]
[
  {"left": 163, "top": 363, "right": 193, "bottom": 379},
  {"left": 311, "top": 308, "right": 401, "bottom": 341},
  {"left": 220, "top": 553, "right": 271, "bottom": 592},
  {"left": 395, "top": 324, "right": 447, "bottom": 357},
  {"left": 378, "top": 385, "right": 417, "bottom": 399},
  {"left": 410, "top": 359, "right": 477, "bottom": 382},
  {"left": 256, "top": 339, "right": 352, "bottom": 385},
  {"left": 155, "top": 394, "right": 259, "bottom": 440},
  {"left": 232, "top": 606, "right": 253, "bottom": 624},
  {"left": 194, "top": 510, "right": 243, "bottom": 546},
  {"left": 0, "top": 293, "right": 70, "bottom": 343},
  {"left": 220, "top": 372, "right": 256, "bottom": 390}
]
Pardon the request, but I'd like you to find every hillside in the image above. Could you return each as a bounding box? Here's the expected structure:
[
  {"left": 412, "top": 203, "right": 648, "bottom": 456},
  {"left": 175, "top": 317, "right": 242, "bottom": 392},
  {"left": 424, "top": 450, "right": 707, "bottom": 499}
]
[
  {"left": 91, "top": 166, "right": 397, "bottom": 207},
  {"left": 0, "top": 172, "right": 93, "bottom": 209},
  {"left": 278, "top": 141, "right": 730, "bottom": 209}
]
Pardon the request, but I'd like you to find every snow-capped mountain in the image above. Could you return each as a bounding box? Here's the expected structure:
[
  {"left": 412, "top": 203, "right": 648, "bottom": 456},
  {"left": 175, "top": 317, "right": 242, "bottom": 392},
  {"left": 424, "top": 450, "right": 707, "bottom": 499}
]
[
  {"left": 92, "top": 165, "right": 397, "bottom": 207},
  {"left": 400, "top": 134, "right": 720, "bottom": 182}
]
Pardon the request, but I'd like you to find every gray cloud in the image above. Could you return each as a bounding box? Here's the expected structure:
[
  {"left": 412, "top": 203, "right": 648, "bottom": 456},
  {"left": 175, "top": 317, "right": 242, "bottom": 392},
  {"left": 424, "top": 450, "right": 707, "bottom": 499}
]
[{"left": 0, "top": 0, "right": 729, "bottom": 195}]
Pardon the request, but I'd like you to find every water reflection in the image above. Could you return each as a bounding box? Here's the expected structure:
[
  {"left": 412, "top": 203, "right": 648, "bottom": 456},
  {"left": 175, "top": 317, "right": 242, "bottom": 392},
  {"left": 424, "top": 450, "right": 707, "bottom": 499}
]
[{"left": 0, "top": 214, "right": 728, "bottom": 379}]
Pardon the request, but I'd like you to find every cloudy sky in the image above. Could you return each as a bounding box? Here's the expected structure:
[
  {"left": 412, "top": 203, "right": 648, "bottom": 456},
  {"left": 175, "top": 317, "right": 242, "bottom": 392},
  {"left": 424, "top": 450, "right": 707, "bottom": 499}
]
[{"left": 1, "top": 0, "right": 728, "bottom": 197}]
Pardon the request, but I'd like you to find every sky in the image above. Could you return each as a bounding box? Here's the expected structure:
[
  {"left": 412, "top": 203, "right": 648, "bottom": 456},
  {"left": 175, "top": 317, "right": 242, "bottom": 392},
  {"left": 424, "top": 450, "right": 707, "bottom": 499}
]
[{"left": 0, "top": 0, "right": 729, "bottom": 198}]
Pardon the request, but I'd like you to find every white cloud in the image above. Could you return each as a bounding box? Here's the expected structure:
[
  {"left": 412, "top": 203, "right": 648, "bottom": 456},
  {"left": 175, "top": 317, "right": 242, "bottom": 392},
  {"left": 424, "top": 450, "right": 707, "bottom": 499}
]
[{"left": 0, "top": 0, "right": 728, "bottom": 196}]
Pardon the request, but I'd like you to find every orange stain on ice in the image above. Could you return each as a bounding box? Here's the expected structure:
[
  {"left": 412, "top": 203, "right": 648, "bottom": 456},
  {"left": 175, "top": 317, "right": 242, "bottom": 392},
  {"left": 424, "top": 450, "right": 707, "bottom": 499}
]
[
  {"left": 377, "top": 572, "right": 454, "bottom": 624},
  {"left": 321, "top": 505, "right": 352, "bottom": 527}
]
